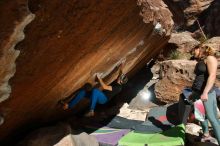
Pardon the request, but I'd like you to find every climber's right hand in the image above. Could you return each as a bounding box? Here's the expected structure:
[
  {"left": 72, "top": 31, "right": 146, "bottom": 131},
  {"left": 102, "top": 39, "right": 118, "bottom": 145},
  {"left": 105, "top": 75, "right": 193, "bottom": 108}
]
[{"left": 62, "top": 103, "right": 69, "bottom": 110}]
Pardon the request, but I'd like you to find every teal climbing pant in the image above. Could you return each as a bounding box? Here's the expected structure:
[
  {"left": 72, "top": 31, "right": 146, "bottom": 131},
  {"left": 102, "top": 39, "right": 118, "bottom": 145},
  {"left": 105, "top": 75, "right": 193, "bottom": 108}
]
[{"left": 193, "top": 91, "right": 220, "bottom": 144}]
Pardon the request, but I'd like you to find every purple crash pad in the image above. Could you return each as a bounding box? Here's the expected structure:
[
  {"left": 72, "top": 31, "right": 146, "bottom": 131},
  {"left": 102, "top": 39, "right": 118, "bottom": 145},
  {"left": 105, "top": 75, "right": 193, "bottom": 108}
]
[{"left": 90, "top": 127, "right": 130, "bottom": 146}]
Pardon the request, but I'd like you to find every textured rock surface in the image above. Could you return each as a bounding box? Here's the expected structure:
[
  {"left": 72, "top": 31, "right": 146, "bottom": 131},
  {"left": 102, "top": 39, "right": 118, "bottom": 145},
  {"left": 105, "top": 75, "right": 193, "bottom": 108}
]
[
  {"left": 164, "top": 0, "right": 220, "bottom": 38},
  {"left": 0, "top": 0, "right": 173, "bottom": 142},
  {"left": 154, "top": 60, "right": 197, "bottom": 103},
  {"left": 54, "top": 135, "right": 76, "bottom": 146},
  {"left": 183, "top": 0, "right": 214, "bottom": 26},
  {"left": 0, "top": 0, "right": 219, "bottom": 144},
  {"left": 71, "top": 132, "right": 99, "bottom": 146},
  {"left": 18, "top": 123, "right": 72, "bottom": 146},
  {"left": 203, "top": 37, "right": 220, "bottom": 53},
  {"left": 163, "top": 0, "right": 213, "bottom": 27},
  {"left": 185, "top": 123, "right": 201, "bottom": 136},
  {"left": 0, "top": 1, "right": 35, "bottom": 103},
  {"left": 137, "top": 0, "right": 174, "bottom": 35},
  {"left": 204, "top": 0, "right": 220, "bottom": 37},
  {"left": 18, "top": 123, "right": 99, "bottom": 146},
  {"left": 155, "top": 59, "right": 220, "bottom": 103},
  {"left": 169, "top": 32, "right": 200, "bottom": 53}
]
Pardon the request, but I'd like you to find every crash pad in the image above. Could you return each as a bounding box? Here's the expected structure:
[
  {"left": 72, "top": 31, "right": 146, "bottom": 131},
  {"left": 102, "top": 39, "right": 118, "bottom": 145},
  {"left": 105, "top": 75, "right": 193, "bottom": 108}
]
[
  {"left": 90, "top": 127, "right": 130, "bottom": 146},
  {"left": 118, "top": 124, "right": 185, "bottom": 146},
  {"left": 134, "top": 104, "right": 179, "bottom": 133},
  {"left": 106, "top": 116, "right": 142, "bottom": 129}
]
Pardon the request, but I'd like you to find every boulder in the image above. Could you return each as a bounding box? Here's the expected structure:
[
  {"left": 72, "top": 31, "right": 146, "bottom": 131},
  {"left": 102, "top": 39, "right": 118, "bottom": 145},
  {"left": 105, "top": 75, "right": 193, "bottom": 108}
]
[
  {"left": 18, "top": 123, "right": 72, "bottom": 146},
  {"left": 54, "top": 135, "right": 76, "bottom": 146},
  {"left": 18, "top": 123, "right": 99, "bottom": 146},
  {"left": 137, "top": 0, "right": 174, "bottom": 35},
  {"left": 154, "top": 60, "right": 196, "bottom": 103},
  {"left": 204, "top": 0, "right": 220, "bottom": 37},
  {"left": 0, "top": 0, "right": 173, "bottom": 141},
  {"left": 69, "top": 133, "right": 98, "bottom": 146},
  {"left": 163, "top": 0, "right": 214, "bottom": 26},
  {"left": 154, "top": 59, "right": 220, "bottom": 103},
  {"left": 183, "top": 0, "right": 214, "bottom": 26},
  {"left": 203, "top": 37, "right": 220, "bottom": 54},
  {"left": 169, "top": 32, "right": 200, "bottom": 53}
]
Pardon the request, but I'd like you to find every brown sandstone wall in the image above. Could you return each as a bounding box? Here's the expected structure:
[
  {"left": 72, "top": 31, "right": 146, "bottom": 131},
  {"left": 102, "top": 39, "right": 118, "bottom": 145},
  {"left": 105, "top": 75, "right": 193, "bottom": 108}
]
[{"left": 0, "top": 0, "right": 172, "bottom": 141}]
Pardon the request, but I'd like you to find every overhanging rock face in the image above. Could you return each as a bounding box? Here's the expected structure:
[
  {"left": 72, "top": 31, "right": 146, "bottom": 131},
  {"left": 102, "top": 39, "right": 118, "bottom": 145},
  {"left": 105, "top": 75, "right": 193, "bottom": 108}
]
[{"left": 0, "top": 0, "right": 173, "bottom": 141}]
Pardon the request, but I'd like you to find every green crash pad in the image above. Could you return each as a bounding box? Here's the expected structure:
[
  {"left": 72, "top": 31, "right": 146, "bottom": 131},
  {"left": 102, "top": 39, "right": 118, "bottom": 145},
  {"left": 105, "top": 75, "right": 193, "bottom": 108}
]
[{"left": 118, "top": 124, "right": 185, "bottom": 146}]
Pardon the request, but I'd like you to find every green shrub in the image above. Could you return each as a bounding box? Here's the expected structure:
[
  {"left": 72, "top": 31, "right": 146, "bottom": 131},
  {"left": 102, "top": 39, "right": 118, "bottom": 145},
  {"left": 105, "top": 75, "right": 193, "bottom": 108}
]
[{"left": 168, "top": 50, "right": 181, "bottom": 59}]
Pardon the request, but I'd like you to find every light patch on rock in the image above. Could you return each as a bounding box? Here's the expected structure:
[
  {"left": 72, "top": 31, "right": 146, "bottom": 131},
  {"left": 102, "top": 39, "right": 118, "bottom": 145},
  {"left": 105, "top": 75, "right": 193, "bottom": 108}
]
[{"left": 0, "top": 13, "right": 35, "bottom": 103}]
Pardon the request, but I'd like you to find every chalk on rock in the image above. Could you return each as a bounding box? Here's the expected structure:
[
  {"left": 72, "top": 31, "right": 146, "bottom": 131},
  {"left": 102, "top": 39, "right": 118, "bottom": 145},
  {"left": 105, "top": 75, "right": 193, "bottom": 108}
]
[
  {"left": 95, "top": 72, "right": 104, "bottom": 78},
  {"left": 154, "top": 22, "right": 166, "bottom": 35}
]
